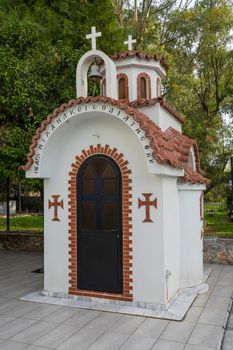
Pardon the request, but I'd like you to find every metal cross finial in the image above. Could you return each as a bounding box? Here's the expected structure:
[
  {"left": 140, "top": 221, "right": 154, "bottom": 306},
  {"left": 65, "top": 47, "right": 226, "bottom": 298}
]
[
  {"left": 124, "top": 35, "right": 136, "bottom": 51},
  {"left": 86, "top": 26, "right": 101, "bottom": 50}
]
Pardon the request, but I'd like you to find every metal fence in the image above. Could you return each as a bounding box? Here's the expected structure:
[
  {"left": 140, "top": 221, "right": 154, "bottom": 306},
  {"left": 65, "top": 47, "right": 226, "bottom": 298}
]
[{"left": 204, "top": 202, "right": 233, "bottom": 236}]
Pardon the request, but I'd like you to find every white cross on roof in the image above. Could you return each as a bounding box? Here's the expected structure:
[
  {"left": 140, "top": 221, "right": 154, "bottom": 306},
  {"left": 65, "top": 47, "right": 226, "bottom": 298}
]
[
  {"left": 86, "top": 26, "right": 101, "bottom": 50},
  {"left": 124, "top": 35, "right": 136, "bottom": 51}
]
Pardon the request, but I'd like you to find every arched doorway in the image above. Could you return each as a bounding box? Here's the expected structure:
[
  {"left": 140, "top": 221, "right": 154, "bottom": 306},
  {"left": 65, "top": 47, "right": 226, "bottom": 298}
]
[{"left": 77, "top": 155, "right": 123, "bottom": 293}]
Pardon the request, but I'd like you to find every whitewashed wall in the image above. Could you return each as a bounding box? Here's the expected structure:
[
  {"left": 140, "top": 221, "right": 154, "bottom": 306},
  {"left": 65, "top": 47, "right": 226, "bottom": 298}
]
[
  {"left": 162, "top": 177, "right": 181, "bottom": 302},
  {"left": 179, "top": 184, "right": 205, "bottom": 287},
  {"left": 26, "top": 102, "right": 204, "bottom": 307},
  {"left": 136, "top": 104, "right": 182, "bottom": 133},
  {"left": 40, "top": 112, "right": 167, "bottom": 303}
]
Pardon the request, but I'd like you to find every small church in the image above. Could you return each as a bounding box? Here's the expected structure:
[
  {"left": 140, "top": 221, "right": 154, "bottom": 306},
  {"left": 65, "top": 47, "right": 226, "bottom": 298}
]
[{"left": 22, "top": 27, "right": 208, "bottom": 312}]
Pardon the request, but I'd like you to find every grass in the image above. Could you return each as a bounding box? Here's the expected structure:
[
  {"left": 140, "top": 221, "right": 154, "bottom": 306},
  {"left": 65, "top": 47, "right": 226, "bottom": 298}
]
[
  {"left": 0, "top": 205, "right": 232, "bottom": 238},
  {"left": 204, "top": 203, "right": 233, "bottom": 238},
  {"left": 0, "top": 215, "right": 43, "bottom": 232}
]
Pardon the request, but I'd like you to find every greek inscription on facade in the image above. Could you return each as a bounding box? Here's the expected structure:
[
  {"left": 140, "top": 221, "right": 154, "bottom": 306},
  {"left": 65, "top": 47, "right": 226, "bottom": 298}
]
[{"left": 34, "top": 103, "right": 154, "bottom": 171}]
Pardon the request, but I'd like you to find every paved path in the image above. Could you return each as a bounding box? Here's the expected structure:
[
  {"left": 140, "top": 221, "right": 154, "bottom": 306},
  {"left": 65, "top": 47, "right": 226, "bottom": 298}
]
[
  {"left": 222, "top": 297, "right": 233, "bottom": 350},
  {"left": 0, "top": 251, "right": 232, "bottom": 350}
]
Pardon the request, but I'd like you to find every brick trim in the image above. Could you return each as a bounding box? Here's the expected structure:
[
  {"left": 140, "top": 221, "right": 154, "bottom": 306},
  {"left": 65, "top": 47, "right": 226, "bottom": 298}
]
[
  {"left": 137, "top": 72, "right": 151, "bottom": 99},
  {"left": 68, "top": 144, "right": 133, "bottom": 301},
  {"left": 117, "top": 73, "right": 129, "bottom": 100}
]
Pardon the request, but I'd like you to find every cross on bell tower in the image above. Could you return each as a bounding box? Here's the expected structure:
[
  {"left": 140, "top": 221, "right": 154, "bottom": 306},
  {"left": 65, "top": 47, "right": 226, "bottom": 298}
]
[
  {"left": 86, "top": 26, "right": 101, "bottom": 50},
  {"left": 124, "top": 35, "right": 137, "bottom": 51}
]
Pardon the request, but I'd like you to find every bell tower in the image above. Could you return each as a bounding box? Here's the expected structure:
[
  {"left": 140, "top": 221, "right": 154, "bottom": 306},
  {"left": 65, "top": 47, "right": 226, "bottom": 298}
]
[{"left": 76, "top": 27, "right": 117, "bottom": 99}]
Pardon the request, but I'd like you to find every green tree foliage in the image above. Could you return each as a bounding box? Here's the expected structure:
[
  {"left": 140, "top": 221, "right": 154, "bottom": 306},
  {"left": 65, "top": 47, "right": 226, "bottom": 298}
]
[
  {"left": 164, "top": 0, "right": 233, "bottom": 190},
  {"left": 112, "top": 0, "right": 233, "bottom": 190},
  {"left": 0, "top": 0, "right": 123, "bottom": 186},
  {"left": 0, "top": 0, "right": 232, "bottom": 194}
]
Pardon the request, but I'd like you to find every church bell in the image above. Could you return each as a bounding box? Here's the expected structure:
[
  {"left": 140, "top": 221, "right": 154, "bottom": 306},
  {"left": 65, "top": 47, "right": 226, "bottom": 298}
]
[{"left": 88, "top": 61, "right": 103, "bottom": 82}]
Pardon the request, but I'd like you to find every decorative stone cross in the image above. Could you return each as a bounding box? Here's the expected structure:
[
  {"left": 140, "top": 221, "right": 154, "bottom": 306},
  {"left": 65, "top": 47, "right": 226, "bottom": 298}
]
[
  {"left": 124, "top": 35, "right": 137, "bottom": 51},
  {"left": 138, "top": 193, "right": 157, "bottom": 223},
  {"left": 86, "top": 26, "right": 101, "bottom": 50},
  {"left": 48, "top": 195, "right": 64, "bottom": 222}
]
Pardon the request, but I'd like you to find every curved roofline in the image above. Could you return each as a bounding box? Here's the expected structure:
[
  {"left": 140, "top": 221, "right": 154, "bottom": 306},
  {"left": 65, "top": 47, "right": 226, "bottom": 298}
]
[
  {"left": 20, "top": 96, "right": 209, "bottom": 185},
  {"left": 20, "top": 96, "right": 186, "bottom": 172},
  {"left": 110, "top": 51, "right": 169, "bottom": 71}
]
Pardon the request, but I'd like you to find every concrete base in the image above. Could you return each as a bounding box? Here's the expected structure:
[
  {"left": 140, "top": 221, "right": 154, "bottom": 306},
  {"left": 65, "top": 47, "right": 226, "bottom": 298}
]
[{"left": 21, "top": 266, "right": 212, "bottom": 321}]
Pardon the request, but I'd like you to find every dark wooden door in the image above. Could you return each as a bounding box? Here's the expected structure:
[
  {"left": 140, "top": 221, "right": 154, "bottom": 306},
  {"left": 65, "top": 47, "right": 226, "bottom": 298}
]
[{"left": 77, "top": 155, "right": 122, "bottom": 293}]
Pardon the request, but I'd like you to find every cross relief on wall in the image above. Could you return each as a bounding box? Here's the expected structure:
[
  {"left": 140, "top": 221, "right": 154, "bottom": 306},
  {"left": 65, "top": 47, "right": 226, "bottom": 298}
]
[
  {"left": 48, "top": 193, "right": 158, "bottom": 224},
  {"left": 138, "top": 193, "right": 158, "bottom": 223},
  {"left": 48, "top": 195, "right": 64, "bottom": 222}
]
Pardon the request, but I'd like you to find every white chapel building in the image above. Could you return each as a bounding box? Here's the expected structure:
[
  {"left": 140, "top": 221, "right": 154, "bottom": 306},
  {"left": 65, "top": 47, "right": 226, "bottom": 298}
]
[{"left": 22, "top": 28, "right": 208, "bottom": 311}]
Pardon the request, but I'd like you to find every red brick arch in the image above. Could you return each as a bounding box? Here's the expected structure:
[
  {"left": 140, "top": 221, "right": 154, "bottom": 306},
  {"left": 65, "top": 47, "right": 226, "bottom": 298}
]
[
  {"left": 137, "top": 72, "right": 152, "bottom": 99},
  {"left": 68, "top": 144, "right": 133, "bottom": 301}
]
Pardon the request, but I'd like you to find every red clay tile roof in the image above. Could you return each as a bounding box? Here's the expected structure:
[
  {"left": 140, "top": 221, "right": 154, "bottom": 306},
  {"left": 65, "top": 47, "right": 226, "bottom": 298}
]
[
  {"left": 164, "top": 127, "right": 210, "bottom": 184},
  {"left": 20, "top": 96, "right": 208, "bottom": 185},
  {"left": 129, "top": 97, "right": 185, "bottom": 124},
  {"left": 110, "top": 51, "right": 169, "bottom": 71},
  {"left": 164, "top": 127, "right": 201, "bottom": 172},
  {"left": 179, "top": 166, "right": 209, "bottom": 185}
]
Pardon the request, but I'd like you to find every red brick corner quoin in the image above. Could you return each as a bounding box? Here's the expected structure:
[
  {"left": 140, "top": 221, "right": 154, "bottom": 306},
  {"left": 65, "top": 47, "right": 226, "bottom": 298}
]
[{"left": 68, "top": 144, "right": 133, "bottom": 301}]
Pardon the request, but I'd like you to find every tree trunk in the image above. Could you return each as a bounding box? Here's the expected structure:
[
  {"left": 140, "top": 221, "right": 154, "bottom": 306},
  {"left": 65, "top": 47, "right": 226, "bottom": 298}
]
[
  {"left": 134, "top": 0, "right": 138, "bottom": 23},
  {"left": 18, "top": 182, "right": 22, "bottom": 214},
  {"left": 6, "top": 177, "right": 10, "bottom": 231}
]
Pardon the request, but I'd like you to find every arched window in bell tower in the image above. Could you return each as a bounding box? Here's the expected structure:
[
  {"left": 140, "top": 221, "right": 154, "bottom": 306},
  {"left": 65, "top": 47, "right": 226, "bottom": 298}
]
[
  {"left": 137, "top": 72, "right": 151, "bottom": 99},
  {"left": 140, "top": 77, "right": 147, "bottom": 99},
  {"left": 117, "top": 73, "right": 129, "bottom": 100}
]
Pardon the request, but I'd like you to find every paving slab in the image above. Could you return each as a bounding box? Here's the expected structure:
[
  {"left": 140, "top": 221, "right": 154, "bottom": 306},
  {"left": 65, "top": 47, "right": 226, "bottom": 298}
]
[
  {"left": 57, "top": 327, "right": 106, "bottom": 350},
  {"left": 10, "top": 321, "right": 57, "bottom": 344},
  {"left": 134, "top": 318, "right": 169, "bottom": 339},
  {"left": 0, "top": 318, "right": 37, "bottom": 340},
  {"left": 0, "top": 341, "right": 27, "bottom": 350},
  {"left": 110, "top": 315, "right": 145, "bottom": 334},
  {"left": 198, "top": 307, "right": 227, "bottom": 326},
  {"left": 86, "top": 312, "right": 123, "bottom": 331},
  {"left": 119, "top": 334, "right": 156, "bottom": 349},
  {"left": 93, "top": 330, "right": 130, "bottom": 349},
  {"left": 33, "top": 323, "right": 80, "bottom": 348},
  {"left": 0, "top": 251, "right": 232, "bottom": 350},
  {"left": 221, "top": 330, "right": 233, "bottom": 350},
  {"left": 152, "top": 339, "right": 185, "bottom": 349},
  {"left": 160, "top": 320, "right": 195, "bottom": 343},
  {"left": 184, "top": 345, "right": 216, "bottom": 350},
  {"left": 24, "top": 346, "right": 52, "bottom": 350},
  {"left": 187, "top": 323, "right": 222, "bottom": 348},
  {"left": 205, "top": 295, "right": 230, "bottom": 310},
  {"left": 41, "top": 306, "right": 78, "bottom": 323}
]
